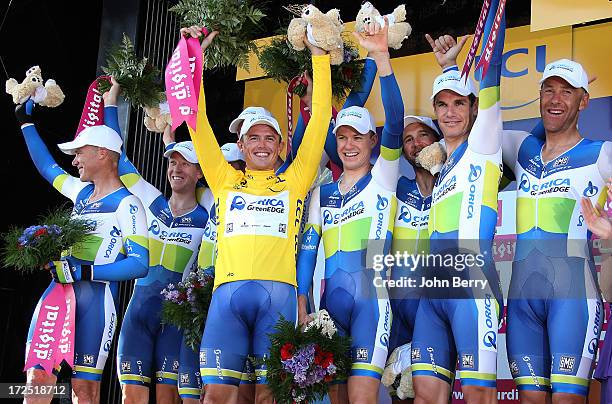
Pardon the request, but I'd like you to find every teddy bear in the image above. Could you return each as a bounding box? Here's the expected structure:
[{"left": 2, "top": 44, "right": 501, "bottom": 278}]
[
  {"left": 5, "top": 66, "right": 65, "bottom": 107},
  {"left": 355, "top": 2, "right": 412, "bottom": 50},
  {"left": 416, "top": 141, "right": 447, "bottom": 175},
  {"left": 286, "top": 5, "right": 344, "bottom": 65},
  {"left": 143, "top": 100, "right": 172, "bottom": 133},
  {"left": 381, "top": 343, "right": 415, "bottom": 400}
]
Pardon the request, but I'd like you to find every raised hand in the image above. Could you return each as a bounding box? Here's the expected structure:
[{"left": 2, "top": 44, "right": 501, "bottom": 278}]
[
  {"left": 352, "top": 18, "right": 389, "bottom": 57},
  {"left": 162, "top": 124, "right": 175, "bottom": 147},
  {"left": 353, "top": 18, "right": 392, "bottom": 76},
  {"left": 102, "top": 76, "right": 121, "bottom": 106},
  {"left": 581, "top": 180, "right": 612, "bottom": 240},
  {"left": 179, "top": 26, "right": 219, "bottom": 51},
  {"left": 303, "top": 37, "right": 326, "bottom": 57},
  {"left": 425, "top": 33, "right": 469, "bottom": 70}
]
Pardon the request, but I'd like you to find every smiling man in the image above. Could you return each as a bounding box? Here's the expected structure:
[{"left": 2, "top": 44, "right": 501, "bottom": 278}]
[
  {"left": 15, "top": 100, "right": 149, "bottom": 404},
  {"left": 184, "top": 27, "right": 331, "bottom": 404},
  {"left": 501, "top": 59, "right": 612, "bottom": 403},
  {"left": 409, "top": 3, "right": 507, "bottom": 403}
]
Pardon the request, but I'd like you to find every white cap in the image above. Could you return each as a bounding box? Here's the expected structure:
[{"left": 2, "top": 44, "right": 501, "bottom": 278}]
[
  {"left": 431, "top": 70, "right": 478, "bottom": 100},
  {"left": 221, "top": 143, "right": 244, "bottom": 162},
  {"left": 163, "top": 141, "right": 199, "bottom": 164},
  {"left": 239, "top": 114, "right": 283, "bottom": 139},
  {"left": 540, "top": 58, "right": 589, "bottom": 93},
  {"left": 229, "top": 106, "right": 273, "bottom": 134},
  {"left": 333, "top": 106, "right": 376, "bottom": 135},
  {"left": 57, "top": 125, "right": 123, "bottom": 155},
  {"left": 403, "top": 115, "right": 441, "bottom": 138}
]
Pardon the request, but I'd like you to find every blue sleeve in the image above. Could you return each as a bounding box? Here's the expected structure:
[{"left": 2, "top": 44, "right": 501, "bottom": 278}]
[
  {"left": 325, "top": 58, "right": 379, "bottom": 168},
  {"left": 296, "top": 187, "right": 322, "bottom": 296},
  {"left": 370, "top": 73, "right": 404, "bottom": 190},
  {"left": 344, "top": 57, "right": 377, "bottom": 108},
  {"left": 380, "top": 73, "right": 405, "bottom": 149},
  {"left": 104, "top": 105, "right": 121, "bottom": 134},
  {"left": 104, "top": 106, "right": 139, "bottom": 178},
  {"left": 21, "top": 124, "right": 71, "bottom": 187},
  {"left": 531, "top": 120, "right": 545, "bottom": 139},
  {"left": 297, "top": 227, "right": 321, "bottom": 296}
]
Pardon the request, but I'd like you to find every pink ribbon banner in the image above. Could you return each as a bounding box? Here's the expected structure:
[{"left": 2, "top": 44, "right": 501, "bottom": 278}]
[
  {"left": 165, "top": 33, "right": 204, "bottom": 131},
  {"left": 24, "top": 283, "right": 76, "bottom": 374},
  {"left": 76, "top": 76, "right": 110, "bottom": 138},
  {"left": 474, "top": 0, "right": 507, "bottom": 82},
  {"left": 460, "top": 0, "right": 492, "bottom": 81}
]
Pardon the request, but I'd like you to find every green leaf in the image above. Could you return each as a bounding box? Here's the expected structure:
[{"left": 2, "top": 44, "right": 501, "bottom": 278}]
[
  {"left": 170, "top": 0, "right": 267, "bottom": 70},
  {"left": 99, "top": 33, "right": 164, "bottom": 108}
]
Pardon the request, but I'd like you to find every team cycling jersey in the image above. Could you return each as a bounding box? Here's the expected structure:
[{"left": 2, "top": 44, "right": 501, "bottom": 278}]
[
  {"left": 191, "top": 53, "right": 331, "bottom": 386},
  {"left": 297, "top": 72, "right": 404, "bottom": 380},
  {"left": 411, "top": 3, "right": 505, "bottom": 388},
  {"left": 502, "top": 130, "right": 612, "bottom": 395},
  {"left": 189, "top": 54, "right": 332, "bottom": 288},
  {"left": 20, "top": 120, "right": 149, "bottom": 381}
]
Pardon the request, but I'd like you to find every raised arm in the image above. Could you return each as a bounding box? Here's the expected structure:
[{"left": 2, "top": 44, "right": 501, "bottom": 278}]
[
  {"left": 324, "top": 57, "right": 379, "bottom": 168},
  {"left": 102, "top": 80, "right": 162, "bottom": 207},
  {"left": 285, "top": 41, "right": 332, "bottom": 194},
  {"left": 186, "top": 30, "right": 239, "bottom": 195},
  {"left": 15, "top": 101, "right": 87, "bottom": 203},
  {"left": 296, "top": 186, "right": 322, "bottom": 325},
  {"left": 467, "top": 0, "right": 505, "bottom": 154},
  {"left": 355, "top": 19, "right": 404, "bottom": 191}
]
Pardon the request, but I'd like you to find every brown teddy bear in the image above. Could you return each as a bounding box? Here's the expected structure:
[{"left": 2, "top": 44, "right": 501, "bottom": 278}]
[
  {"left": 143, "top": 101, "right": 172, "bottom": 133},
  {"left": 5, "top": 66, "right": 65, "bottom": 107},
  {"left": 355, "top": 2, "right": 412, "bottom": 50},
  {"left": 286, "top": 5, "right": 344, "bottom": 65}
]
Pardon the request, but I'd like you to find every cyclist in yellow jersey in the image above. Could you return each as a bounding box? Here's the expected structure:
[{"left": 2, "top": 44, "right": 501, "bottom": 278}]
[{"left": 183, "top": 27, "right": 331, "bottom": 404}]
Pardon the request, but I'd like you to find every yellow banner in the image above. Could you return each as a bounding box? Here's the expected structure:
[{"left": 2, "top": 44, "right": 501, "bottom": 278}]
[
  {"left": 243, "top": 22, "right": 611, "bottom": 129},
  {"left": 531, "top": 0, "right": 612, "bottom": 32}
]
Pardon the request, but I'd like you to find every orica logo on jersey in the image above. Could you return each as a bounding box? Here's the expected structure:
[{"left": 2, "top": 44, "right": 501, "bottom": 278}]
[
  {"left": 203, "top": 222, "right": 216, "bottom": 240},
  {"left": 149, "top": 220, "right": 161, "bottom": 235},
  {"left": 159, "top": 230, "right": 193, "bottom": 244},
  {"left": 398, "top": 205, "right": 412, "bottom": 223},
  {"left": 110, "top": 226, "right": 121, "bottom": 238},
  {"left": 521, "top": 177, "right": 571, "bottom": 196},
  {"left": 376, "top": 195, "right": 389, "bottom": 211},
  {"left": 231, "top": 195, "right": 285, "bottom": 213},
  {"left": 518, "top": 173, "right": 531, "bottom": 192},
  {"left": 433, "top": 175, "right": 457, "bottom": 202},
  {"left": 324, "top": 201, "right": 365, "bottom": 225},
  {"left": 483, "top": 295, "right": 497, "bottom": 349},
  {"left": 230, "top": 196, "right": 246, "bottom": 211},
  {"left": 588, "top": 338, "right": 599, "bottom": 355},
  {"left": 468, "top": 164, "right": 482, "bottom": 182},
  {"left": 583, "top": 181, "right": 599, "bottom": 198},
  {"left": 129, "top": 204, "right": 139, "bottom": 214},
  {"left": 483, "top": 330, "right": 497, "bottom": 349},
  {"left": 105, "top": 226, "right": 121, "bottom": 258},
  {"left": 380, "top": 303, "right": 390, "bottom": 347}
]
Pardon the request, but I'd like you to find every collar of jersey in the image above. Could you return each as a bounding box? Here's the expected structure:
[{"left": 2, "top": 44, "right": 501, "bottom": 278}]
[
  {"left": 336, "top": 172, "right": 373, "bottom": 204},
  {"left": 244, "top": 168, "right": 277, "bottom": 180}
]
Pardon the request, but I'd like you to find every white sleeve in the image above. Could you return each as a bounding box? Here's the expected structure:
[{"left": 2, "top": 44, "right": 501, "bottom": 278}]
[{"left": 502, "top": 130, "right": 531, "bottom": 172}]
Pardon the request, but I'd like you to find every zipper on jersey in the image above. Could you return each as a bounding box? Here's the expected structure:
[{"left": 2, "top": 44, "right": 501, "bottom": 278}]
[{"left": 159, "top": 217, "right": 176, "bottom": 268}]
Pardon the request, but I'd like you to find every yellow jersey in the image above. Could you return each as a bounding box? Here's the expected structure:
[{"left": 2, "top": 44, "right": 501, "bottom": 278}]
[{"left": 190, "top": 54, "right": 332, "bottom": 288}]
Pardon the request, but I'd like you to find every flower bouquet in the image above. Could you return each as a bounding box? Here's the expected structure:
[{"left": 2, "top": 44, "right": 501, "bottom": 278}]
[
  {"left": 2, "top": 207, "right": 96, "bottom": 273},
  {"left": 161, "top": 267, "right": 214, "bottom": 351},
  {"left": 265, "top": 310, "right": 351, "bottom": 403}
]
